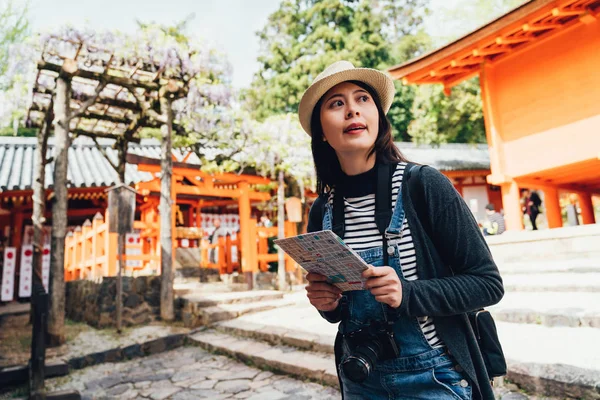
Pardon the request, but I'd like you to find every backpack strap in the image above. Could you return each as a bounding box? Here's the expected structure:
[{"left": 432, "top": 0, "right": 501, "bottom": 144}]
[
  {"left": 405, "top": 163, "right": 433, "bottom": 239},
  {"left": 332, "top": 188, "right": 345, "bottom": 239}
]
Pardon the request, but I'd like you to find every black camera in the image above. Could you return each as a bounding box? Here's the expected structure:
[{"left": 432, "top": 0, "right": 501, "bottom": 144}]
[{"left": 340, "top": 321, "right": 400, "bottom": 383}]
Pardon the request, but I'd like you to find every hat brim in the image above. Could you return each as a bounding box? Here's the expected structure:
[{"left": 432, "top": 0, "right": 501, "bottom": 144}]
[{"left": 298, "top": 68, "right": 395, "bottom": 136}]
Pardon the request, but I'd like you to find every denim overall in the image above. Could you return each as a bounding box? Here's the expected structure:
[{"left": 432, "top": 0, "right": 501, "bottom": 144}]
[{"left": 322, "top": 181, "right": 472, "bottom": 400}]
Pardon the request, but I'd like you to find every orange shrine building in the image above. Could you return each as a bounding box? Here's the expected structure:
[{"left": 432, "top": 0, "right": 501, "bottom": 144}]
[
  {"left": 389, "top": 0, "right": 600, "bottom": 230},
  {"left": 0, "top": 136, "right": 498, "bottom": 289},
  {"left": 0, "top": 137, "right": 303, "bottom": 291},
  {"left": 0, "top": 136, "right": 507, "bottom": 301}
]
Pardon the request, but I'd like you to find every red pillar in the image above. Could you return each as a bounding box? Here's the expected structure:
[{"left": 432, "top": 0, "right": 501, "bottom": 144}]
[
  {"left": 543, "top": 187, "right": 563, "bottom": 229},
  {"left": 578, "top": 192, "right": 596, "bottom": 225},
  {"left": 501, "top": 181, "right": 523, "bottom": 231}
]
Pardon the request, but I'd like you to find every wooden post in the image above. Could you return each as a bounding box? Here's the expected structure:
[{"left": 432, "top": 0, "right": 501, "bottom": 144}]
[
  {"left": 13, "top": 210, "right": 24, "bottom": 266},
  {"left": 543, "top": 187, "right": 562, "bottom": 229},
  {"left": 29, "top": 113, "right": 52, "bottom": 399},
  {"left": 116, "top": 234, "right": 124, "bottom": 333},
  {"left": 277, "top": 170, "right": 286, "bottom": 291},
  {"left": 577, "top": 192, "right": 596, "bottom": 225},
  {"left": 48, "top": 66, "right": 73, "bottom": 346},
  {"left": 159, "top": 96, "right": 174, "bottom": 320},
  {"left": 81, "top": 220, "right": 91, "bottom": 278},
  {"left": 195, "top": 202, "right": 202, "bottom": 229},
  {"left": 500, "top": 181, "right": 523, "bottom": 231},
  {"left": 238, "top": 181, "right": 253, "bottom": 289},
  {"left": 92, "top": 213, "right": 103, "bottom": 279},
  {"left": 248, "top": 219, "right": 258, "bottom": 289}
]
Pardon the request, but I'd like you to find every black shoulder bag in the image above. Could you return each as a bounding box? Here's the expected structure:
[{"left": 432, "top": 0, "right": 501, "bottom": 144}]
[{"left": 406, "top": 164, "right": 507, "bottom": 379}]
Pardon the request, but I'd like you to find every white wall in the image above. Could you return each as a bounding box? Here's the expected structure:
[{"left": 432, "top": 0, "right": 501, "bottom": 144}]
[{"left": 462, "top": 185, "right": 490, "bottom": 223}]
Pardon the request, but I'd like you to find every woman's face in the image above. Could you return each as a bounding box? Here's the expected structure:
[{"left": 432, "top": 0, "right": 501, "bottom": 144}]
[{"left": 319, "top": 81, "right": 379, "bottom": 157}]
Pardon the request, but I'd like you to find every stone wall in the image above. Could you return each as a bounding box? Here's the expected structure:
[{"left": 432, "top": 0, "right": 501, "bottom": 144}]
[{"left": 66, "top": 276, "right": 162, "bottom": 328}]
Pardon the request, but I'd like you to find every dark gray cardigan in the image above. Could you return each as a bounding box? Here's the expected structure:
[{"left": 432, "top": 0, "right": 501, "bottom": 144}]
[{"left": 307, "top": 165, "right": 504, "bottom": 400}]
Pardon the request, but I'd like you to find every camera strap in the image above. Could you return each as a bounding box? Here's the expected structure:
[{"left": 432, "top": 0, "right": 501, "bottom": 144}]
[{"left": 333, "top": 162, "right": 395, "bottom": 323}]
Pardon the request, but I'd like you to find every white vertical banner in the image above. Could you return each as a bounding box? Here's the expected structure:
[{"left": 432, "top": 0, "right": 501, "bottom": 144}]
[
  {"left": 18, "top": 245, "right": 33, "bottom": 298},
  {"left": 1, "top": 247, "right": 17, "bottom": 301},
  {"left": 42, "top": 245, "right": 51, "bottom": 292},
  {"left": 125, "top": 233, "right": 141, "bottom": 268}
]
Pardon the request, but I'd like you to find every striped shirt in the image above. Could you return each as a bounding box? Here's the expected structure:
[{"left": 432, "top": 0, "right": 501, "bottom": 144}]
[
  {"left": 330, "top": 162, "right": 443, "bottom": 348},
  {"left": 487, "top": 212, "right": 506, "bottom": 235}
]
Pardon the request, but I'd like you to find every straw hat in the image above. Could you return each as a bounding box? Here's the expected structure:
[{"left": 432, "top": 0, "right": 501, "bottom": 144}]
[{"left": 298, "top": 60, "right": 395, "bottom": 136}]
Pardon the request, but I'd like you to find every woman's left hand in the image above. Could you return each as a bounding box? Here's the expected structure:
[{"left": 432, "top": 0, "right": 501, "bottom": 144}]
[{"left": 362, "top": 266, "right": 403, "bottom": 308}]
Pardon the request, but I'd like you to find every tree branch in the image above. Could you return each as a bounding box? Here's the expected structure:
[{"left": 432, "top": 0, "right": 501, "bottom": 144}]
[
  {"left": 67, "top": 80, "right": 108, "bottom": 122},
  {"left": 72, "top": 128, "right": 141, "bottom": 143},
  {"left": 91, "top": 136, "right": 119, "bottom": 172},
  {"left": 38, "top": 60, "right": 159, "bottom": 91},
  {"left": 124, "top": 83, "right": 167, "bottom": 124}
]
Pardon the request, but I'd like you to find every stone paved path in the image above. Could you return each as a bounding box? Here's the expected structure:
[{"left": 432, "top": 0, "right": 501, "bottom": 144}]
[
  {"left": 46, "top": 346, "right": 340, "bottom": 400},
  {"left": 43, "top": 344, "right": 556, "bottom": 400}
]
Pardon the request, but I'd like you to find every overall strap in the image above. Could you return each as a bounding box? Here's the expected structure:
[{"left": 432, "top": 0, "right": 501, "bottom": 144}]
[
  {"left": 375, "top": 163, "right": 393, "bottom": 265},
  {"left": 332, "top": 163, "right": 393, "bottom": 264},
  {"left": 333, "top": 163, "right": 395, "bottom": 325}
]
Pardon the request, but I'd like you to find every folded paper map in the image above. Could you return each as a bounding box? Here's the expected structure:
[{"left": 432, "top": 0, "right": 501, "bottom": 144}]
[{"left": 274, "top": 230, "right": 368, "bottom": 291}]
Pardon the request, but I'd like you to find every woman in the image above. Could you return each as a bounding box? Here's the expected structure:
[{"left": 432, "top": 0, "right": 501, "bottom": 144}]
[{"left": 299, "top": 61, "right": 504, "bottom": 400}]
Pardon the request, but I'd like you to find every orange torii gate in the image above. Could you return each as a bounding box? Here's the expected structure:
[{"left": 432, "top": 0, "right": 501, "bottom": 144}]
[{"left": 127, "top": 153, "right": 293, "bottom": 280}]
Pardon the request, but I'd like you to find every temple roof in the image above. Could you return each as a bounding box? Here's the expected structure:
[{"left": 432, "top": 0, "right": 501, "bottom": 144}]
[
  {"left": 0, "top": 136, "right": 490, "bottom": 192},
  {"left": 389, "top": 0, "right": 600, "bottom": 88},
  {"left": 397, "top": 142, "right": 490, "bottom": 172},
  {"left": 0, "top": 136, "right": 196, "bottom": 191}
]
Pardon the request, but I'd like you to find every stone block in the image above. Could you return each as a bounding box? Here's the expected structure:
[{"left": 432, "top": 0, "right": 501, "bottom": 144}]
[
  {"left": 97, "top": 312, "right": 113, "bottom": 328},
  {"left": 124, "top": 293, "right": 142, "bottom": 308},
  {"left": 133, "top": 276, "right": 148, "bottom": 294},
  {"left": 122, "top": 344, "right": 143, "bottom": 359}
]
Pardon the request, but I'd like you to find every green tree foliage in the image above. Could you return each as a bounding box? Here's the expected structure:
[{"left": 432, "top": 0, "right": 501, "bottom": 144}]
[
  {"left": 407, "top": 0, "right": 526, "bottom": 145},
  {"left": 0, "top": 0, "right": 29, "bottom": 86},
  {"left": 243, "top": 0, "right": 430, "bottom": 141},
  {"left": 408, "top": 78, "right": 485, "bottom": 145},
  {"left": 0, "top": 1, "right": 31, "bottom": 129},
  {"left": 430, "top": 0, "right": 526, "bottom": 46}
]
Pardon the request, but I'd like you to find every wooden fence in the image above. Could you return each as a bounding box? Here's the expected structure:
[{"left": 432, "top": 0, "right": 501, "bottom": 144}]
[
  {"left": 64, "top": 212, "right": 160, "bottom": 281},
  {"left": 65, "top": 213, "right": 299, "bottom": 281}
]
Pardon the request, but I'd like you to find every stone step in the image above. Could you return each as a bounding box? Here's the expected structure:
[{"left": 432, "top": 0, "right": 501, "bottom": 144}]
[
  {"left": 496, "top": 321, "right": 600, "bottom": 399},
  {"left": 173, "top": 281, "right": 250, "bottom": 296},
  {"left": 180, "top": 289, "right": 285, "bottom": 307},
  {"left": 488, "top": 291, "right": 600, "bottom": 328},
  {"left": 502, "top": 272, "right": 600, "bottom": 292},
  {"left": 188, "top": 329, "right": 339, "bottom": 387},
  {"left": 497, "top": 258, "right": 600, "bottom": 275},
  {"left": 215, "top": 317, "right": 335, "bottom": 354},
  {"left": 0, "top": 302, "right": 29, "bottom": 317},
  {"left": 182, "top": 297, "right": 296, "bottom": 328},
  {"left": 207, "top": 292, "right": 600, "bottom": 399},
  {"left": 487, "top": 224, "right": 600, "bottom": 264}
]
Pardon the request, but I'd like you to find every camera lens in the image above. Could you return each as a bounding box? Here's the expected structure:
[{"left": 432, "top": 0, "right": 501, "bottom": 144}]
[{"left": 341, "top": 342, "right": 383, "bottom": 383}]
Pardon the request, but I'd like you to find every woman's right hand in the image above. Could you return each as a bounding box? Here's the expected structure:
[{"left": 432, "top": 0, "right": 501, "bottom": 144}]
[{"left": 305, "top": 273, "right": 342, "bottom": 312}]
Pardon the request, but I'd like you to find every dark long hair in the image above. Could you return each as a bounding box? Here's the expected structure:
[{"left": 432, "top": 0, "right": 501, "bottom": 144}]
[{"left": 310, "top": 80, "right": 408, "bottom": 195}]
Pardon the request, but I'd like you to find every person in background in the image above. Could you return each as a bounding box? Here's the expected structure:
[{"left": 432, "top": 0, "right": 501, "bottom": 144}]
[
  {"left": 521, "top": 189, "right": 542, "bottom": 230},
  {"left": 259, "top": 215, "right": 273, "bottom": 227},
  {"left": 482, "top": 204, "right": 506, "bottom": 236},
  {"left": 566, "top": 194, "right": 580, "bottom": 226},
  {"left": 209, "top": 217, "right": 227, "bottom": 264}
]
